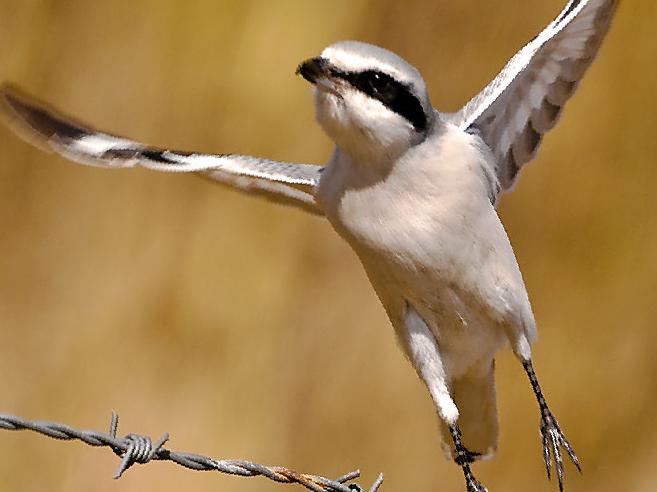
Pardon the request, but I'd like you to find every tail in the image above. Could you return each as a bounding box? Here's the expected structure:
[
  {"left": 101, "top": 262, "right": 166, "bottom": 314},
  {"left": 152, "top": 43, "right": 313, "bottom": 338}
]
[{"left": 439, "top": 361, "right": 498, "bottom": 461}]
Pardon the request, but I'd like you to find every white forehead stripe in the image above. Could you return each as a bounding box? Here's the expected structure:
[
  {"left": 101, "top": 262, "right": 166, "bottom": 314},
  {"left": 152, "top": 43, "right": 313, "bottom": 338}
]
[{"left": 320, "top": 41, "right": 421, "bottom": 87}]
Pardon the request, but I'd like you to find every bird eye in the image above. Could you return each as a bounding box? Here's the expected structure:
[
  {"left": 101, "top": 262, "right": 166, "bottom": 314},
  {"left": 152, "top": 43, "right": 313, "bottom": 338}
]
[{"left": 360, "top": 72, "right": 396, "bottom": 99}]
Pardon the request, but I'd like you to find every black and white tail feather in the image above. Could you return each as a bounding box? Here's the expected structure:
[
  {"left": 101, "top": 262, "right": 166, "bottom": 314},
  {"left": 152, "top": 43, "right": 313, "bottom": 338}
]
[
  {"left": 0, "top": 0, "right": 616, "bottom": 214},
  {"left": 0, "top": 86, "right": 324, "bottom": 215}
]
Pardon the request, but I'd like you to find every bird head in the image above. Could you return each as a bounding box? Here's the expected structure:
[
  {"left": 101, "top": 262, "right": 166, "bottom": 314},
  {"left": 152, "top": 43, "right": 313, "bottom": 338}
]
[{"left": 297, "top": 41, "right": 434, "bottom": 160}]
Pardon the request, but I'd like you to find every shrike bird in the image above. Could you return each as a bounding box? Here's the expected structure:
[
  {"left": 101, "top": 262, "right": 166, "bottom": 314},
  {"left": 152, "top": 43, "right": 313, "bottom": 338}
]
[{"left": 0, "top": 1, "right": 619, "bottom": 491}]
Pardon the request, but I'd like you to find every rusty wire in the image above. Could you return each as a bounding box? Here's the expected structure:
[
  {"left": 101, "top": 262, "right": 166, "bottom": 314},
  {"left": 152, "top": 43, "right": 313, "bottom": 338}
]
[{"left": 0, "top": 412, "right": 384, "bottom": 492}]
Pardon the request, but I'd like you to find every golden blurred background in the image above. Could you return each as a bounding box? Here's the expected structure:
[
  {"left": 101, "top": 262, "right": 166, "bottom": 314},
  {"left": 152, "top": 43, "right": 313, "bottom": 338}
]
[{"left": 0, "top": 1, "right": 655, "bottom": 491}]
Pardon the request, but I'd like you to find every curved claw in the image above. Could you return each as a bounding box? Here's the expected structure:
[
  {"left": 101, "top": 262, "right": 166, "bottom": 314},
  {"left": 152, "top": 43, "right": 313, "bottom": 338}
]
[
  {"left": 465, "top": 475, "right": 488, "bottom": 492},
  {"left": 449, "top": 424, "right": 489, "bottom": 492},
  {"left": 467, "top": 480, "right": 488, "bottom": 492},
  {"left": 542, "top": 425, "right": 552, "bottom": 479},
  {"left": 540, "top": 412, "right": 581, "bottom": 492}
]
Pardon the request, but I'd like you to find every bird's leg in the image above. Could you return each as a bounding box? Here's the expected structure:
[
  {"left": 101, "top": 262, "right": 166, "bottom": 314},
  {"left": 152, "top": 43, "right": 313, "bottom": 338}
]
[
  {"left": 522, "top": 359, "right": 580, "bottom": 491},
  {"left": 402, "top": 305, "right": 488, "bottom": 491},
  {"left": 449, "top": 424, "right": 488, "bottom": 492}
]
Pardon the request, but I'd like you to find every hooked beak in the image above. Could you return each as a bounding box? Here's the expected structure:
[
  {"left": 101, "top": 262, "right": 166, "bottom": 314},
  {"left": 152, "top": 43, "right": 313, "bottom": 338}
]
[
  {"left": 296, "top": 57, "right": 330, "bottom": 84},
  {"left": 296, "top": 57, "right": 342, "bottom": 98}
]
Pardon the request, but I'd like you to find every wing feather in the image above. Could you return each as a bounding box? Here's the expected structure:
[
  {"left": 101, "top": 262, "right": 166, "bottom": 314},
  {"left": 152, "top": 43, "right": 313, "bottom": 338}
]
[
  {"left": 452, "top": 0, "right": 619, "bottom": 194},
  {"left": 0, "top": 85, "right": 324, "bottom": 215}
]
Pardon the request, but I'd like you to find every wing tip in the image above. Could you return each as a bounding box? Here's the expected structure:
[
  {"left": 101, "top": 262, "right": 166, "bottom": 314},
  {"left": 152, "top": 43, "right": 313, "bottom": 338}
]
[
  {"left": 0, "top": 82, "right": 27, "bottom": 109},
  {"left": 0, "top": 83, "right": 56, "bottom": 153},
  {"left": 1, "top": 83, "right": 47, "bottom": 127},
  {"left": 0, "top": 82, "right": 29, "bottom": 126},
  {"left": 0, "top": 83, "right": 92, "bottom": 151}
]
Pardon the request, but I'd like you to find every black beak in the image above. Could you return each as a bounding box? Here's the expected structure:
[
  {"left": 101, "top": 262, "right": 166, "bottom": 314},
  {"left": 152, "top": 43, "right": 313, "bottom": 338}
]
[{"left": 296, "top": 57, "right": 329, "bottom": 84}]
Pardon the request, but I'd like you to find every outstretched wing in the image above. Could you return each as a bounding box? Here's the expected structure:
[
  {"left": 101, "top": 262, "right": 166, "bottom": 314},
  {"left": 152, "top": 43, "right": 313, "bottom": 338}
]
[
  {"left": 0, "top": 85, "right": 324, "bottom": 215},
  {"left": 452, "top": 0, "right": 619, "bottom": 194}
]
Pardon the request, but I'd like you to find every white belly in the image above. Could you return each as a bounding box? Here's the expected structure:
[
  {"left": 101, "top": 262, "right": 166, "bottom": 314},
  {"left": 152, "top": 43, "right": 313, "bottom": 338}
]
[
  {"left": 357, "top": 240, "right": 509, "bottom": 380},
  {"left": 316, "top": 127, "right": 534, "bottom": 378}
]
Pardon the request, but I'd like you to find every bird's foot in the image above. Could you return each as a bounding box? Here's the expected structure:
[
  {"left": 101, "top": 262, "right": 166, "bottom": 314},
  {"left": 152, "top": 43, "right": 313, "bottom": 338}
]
[
  {"left": 540, "top": 409, "right": 580, "bottom": 491},
  {"left": 459, "top": 454, "right": 488, "bottom": 492},
  {"left": 449, "top": 425, "right": 489, "bottom": 492},
  {"left": 464, "top": 472, "right": 488, "bottom": 492}
]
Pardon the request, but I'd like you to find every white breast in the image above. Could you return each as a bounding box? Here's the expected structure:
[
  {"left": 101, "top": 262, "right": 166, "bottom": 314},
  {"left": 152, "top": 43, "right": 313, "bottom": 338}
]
[{"left": 317, "top": 123, "right": 536, "bottom": 378}]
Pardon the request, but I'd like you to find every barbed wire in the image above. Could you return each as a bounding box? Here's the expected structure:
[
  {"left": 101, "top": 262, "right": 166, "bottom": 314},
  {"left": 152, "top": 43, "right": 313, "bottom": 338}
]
[{"left": 0, "top": 411, "right": 384, "bottom": 492}]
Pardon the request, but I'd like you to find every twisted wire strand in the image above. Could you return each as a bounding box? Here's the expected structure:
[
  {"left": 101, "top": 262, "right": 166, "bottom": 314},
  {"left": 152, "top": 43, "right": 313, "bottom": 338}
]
[{"left": 0, "top": 412, "right": 384, "bottom": 492}]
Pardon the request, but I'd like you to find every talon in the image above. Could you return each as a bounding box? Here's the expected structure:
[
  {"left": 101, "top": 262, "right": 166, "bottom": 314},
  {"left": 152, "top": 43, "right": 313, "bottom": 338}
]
[
  {"left": 540, "top": 411, "right": 579, "bottom": 492},
  {"left": 523, "top": 360, "right": 581, "bottom": 490},
  {"left": 541, "top": 424, "right": 552, "bottom": 479},
  {"left": 449, "top": 424, "right": 489, "bottom": 492},
  {"left": 467, "top": 483, "right": 487, "bottom": 492},
  {"left": 465, "top": 475, "right": 488, "bottom": 492}
]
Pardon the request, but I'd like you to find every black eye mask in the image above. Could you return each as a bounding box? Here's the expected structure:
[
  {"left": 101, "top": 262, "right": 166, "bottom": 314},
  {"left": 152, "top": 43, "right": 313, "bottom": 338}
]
[
  {"left": 297, "top": 57, "right": 428, "bottom": 132},
  {"left": 338, "top": 70, "right": 427, "bottom": 132}
]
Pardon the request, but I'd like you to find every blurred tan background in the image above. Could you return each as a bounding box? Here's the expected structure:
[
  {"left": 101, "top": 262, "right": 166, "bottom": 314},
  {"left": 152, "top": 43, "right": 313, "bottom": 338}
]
[{"left": 0, "top": 1, "right": 655, "bottom": 491}]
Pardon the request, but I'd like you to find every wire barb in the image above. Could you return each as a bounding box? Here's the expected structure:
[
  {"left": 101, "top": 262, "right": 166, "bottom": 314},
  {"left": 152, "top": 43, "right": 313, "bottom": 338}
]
[
  {"left": 108, "top": 411, "right": 170, "bottom": 478},
  {"left": 0, "top": 412, "right": 383, "bottom": 492}
]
